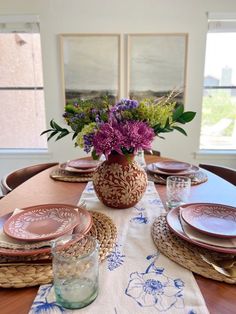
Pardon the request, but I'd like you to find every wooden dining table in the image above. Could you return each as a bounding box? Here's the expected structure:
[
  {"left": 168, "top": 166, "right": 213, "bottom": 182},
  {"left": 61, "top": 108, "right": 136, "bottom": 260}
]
[{"left": 0, "top": 155, "right": 235, "bottom": 314}]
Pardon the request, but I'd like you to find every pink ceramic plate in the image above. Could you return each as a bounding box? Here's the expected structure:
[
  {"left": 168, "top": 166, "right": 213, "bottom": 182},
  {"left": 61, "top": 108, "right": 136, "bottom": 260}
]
[
  {"left": 0, "top": 205, "right": 92, "bottom": 256},
  {"left": 59, "top": 163, "right": 96, "bottom": 173},
  {"left": 68, "top": 159, "right": 100, "bottom": 170},
  {"left": 155, "top": 161, "right": 191, "bottom": 173},
  {"left": 166, "top": 205, "right": 236, "bottom": 254},
  {"left": 147, "top": 163, "right": 199, "bottom": 176},
  {"left": 3, "top": 204, "right": 92, "bottom": 242},
  {"left": 181, "top": 203, "right": 236, "bottom": 238}
]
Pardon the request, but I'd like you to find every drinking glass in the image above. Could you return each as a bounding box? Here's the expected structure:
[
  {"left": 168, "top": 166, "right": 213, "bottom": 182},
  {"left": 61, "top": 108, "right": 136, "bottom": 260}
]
[
  {"left": 166, "top": 176, "right": 191, "bottom": 209},
  {"left": 135, "top": 149, "right": 146, "bottom": 167},
  {"left": 51, "top": 234, "right": 99, "bottom": 309}
]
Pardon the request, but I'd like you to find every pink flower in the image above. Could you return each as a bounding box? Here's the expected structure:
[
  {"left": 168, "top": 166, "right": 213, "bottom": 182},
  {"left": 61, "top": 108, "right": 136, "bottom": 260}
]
[
  {"left": 119, "top": 121, "right": 155, "bottom": 153},
  {"left": 93, "top": 122, "right": 126, "bottom": 158},
  {"left": 93, "top": 120, "right": 154, "bottom": 158}
]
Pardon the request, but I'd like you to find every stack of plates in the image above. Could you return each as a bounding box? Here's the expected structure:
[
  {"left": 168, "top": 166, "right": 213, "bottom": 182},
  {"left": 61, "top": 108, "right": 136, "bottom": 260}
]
[
  {"left": 0, "top": 204, "right": 92, "bottom": 259},
  {"left": 59, "top": 159, "right": 100, "bottom": 174},
  {"left": 166, "top": 203, "right": 236, "bottom": 254},
  {"left": 147, "top": 161, "right": 199, "bottom": 177}
]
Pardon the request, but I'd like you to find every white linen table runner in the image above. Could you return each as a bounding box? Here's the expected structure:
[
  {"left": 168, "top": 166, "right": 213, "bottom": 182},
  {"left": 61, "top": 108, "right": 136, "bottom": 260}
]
[{"left": 29, "top": 181, "right": 209, "bottom": 314}]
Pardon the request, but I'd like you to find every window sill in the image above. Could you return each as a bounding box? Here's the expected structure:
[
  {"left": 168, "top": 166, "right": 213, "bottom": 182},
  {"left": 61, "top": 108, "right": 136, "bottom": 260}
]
[
  {"left": 194, "top": 149, "right": 236, "bottom": 160},
  {"left": 0, "top": 149, "right": 52, "bottom": 159}
]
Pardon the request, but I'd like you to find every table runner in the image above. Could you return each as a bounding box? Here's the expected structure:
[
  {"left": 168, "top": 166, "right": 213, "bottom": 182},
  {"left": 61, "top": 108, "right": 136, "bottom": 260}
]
[{"left": 29, "top": 181, "right": 209, "bottom": 314}]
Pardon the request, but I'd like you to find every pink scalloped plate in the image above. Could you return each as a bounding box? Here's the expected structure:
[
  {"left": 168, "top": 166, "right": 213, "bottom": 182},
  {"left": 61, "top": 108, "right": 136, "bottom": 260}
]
[
  {"left": 67, "top": 159, "right": 100, "bottom": 170},
  {"left": 147, "top": 163, "right": 199, "bottom": 176},
  {"left": 3, "top": 204, "right": 92, "bottom": 243},
  {"left": 180, "top": 203, "right": 236, "bottom": 238},
  {"left": 59, "top": 163, "right": 97, "bottom": 174},
  {"left": 154, "top": 161, "right": 191, "bottom": 173},
  {"left": 166, "top": 204, "right": 236, "bottom": 254}
]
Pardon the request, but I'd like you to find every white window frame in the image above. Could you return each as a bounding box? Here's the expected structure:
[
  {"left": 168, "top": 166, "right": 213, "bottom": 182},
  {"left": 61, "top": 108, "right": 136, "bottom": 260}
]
[
  {"left": 197, "top": 12, "right": 236, "bottom": 159},
  {"left": 0, "top": 15, "right": 50, "bottom": 156}
]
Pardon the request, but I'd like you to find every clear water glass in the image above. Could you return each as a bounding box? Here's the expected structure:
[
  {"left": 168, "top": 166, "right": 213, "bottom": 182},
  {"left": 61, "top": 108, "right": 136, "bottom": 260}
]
[
  {"left": 166, "top": 176, "right": 191, "bottom": 209},
  {"left": 51, "top": 234, "right": 99, "bottom": 309},
  {"left": 135, "top": 150, "right": 146, "bottom": 167}
]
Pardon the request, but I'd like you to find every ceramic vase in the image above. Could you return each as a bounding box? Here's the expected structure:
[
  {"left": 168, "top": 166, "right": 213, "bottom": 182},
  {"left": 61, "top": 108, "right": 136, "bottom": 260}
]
[{"left": 93, "top": 152, "right": 148, "bottom": 209}]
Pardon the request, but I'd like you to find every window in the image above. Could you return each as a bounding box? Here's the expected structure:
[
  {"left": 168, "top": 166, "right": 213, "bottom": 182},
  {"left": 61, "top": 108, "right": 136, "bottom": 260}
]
[
  {"left": 200, "top": 14, "right": 236, "bottom": 150},
  {"left": 0, "top": 16, "right": 47, "bottom": 150}
]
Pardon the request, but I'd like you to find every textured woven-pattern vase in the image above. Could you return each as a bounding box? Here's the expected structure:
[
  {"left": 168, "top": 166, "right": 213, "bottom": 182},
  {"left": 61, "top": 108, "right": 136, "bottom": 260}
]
[{"left": 93, "top": 153, "right": 147, "bottom": 209}]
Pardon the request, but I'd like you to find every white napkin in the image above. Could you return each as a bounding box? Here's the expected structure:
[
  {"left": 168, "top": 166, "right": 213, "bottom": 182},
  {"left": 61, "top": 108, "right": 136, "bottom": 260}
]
[{"left": 179, "top": 214, "right": 236, "bottom": 248}]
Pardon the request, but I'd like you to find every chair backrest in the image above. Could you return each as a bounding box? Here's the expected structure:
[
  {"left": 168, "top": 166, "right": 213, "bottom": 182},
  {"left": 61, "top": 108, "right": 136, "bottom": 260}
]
[
  {"left": 199, "top": 163, "right": 236, "bottom": 186},
  {"left": 1, "top": 162, "right": 58, "bottom": 195}
]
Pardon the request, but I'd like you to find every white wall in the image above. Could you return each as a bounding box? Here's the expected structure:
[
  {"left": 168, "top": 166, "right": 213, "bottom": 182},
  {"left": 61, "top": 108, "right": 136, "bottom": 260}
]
[{"left": 0, "top": 0, "right": 236, "bottom": 180}]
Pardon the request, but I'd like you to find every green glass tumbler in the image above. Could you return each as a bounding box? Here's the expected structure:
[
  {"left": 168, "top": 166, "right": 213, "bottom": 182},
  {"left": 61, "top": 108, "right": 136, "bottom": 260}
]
[{"left": 51, "top": 234, "right": 99, "bottom": 309}]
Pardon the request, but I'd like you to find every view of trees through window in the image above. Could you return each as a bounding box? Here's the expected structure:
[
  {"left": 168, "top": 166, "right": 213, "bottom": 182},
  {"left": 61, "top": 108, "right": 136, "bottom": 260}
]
[
  {"left": 0, "top": 23, "right": 47, "bottom": 150},
  {"left": 200, "top": 32, "right": 236, "bottom": 150}
]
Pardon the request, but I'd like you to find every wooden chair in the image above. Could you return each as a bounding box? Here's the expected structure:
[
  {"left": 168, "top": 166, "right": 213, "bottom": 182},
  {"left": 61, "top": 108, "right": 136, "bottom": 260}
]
[
  {"left": 1, "top": 162, "right": 58, "bottom": 195},
  {"left": 199, "top": 163, "right": 236, "bottom": 186}
]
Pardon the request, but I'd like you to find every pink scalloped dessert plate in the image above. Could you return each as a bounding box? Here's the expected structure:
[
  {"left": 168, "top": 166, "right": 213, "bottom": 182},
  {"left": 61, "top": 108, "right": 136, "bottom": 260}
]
[
  {"left": 3, "top": 204, "right": 92, "bottom": 242},
  {"left": 154, "top": 161, "right": 191, "bottom": 173},
  {"left": 180, "top": 203, "right": 236, "bottom": 238},
  {"left": 59, "top": 163, "right": 97, "bottom": 173},
  {"left": 147, "top": 163, "right": 199, "bottom": 176},
  {"left": 166, "top": 205, "right": 236, "bottom": 254},
  {"left": 67, "top": 159, "right": 100, "bottom": 170}
]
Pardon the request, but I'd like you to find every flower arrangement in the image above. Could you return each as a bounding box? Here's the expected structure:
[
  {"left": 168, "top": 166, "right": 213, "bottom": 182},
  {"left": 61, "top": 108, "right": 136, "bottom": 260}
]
[{"left": 42, "top": 92, "right": 196, "bottom": 159}]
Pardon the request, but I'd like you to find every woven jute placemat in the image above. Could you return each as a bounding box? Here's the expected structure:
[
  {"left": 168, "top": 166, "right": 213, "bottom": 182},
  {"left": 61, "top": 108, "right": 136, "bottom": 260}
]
[
  {"left": 50, "top": 168, "right": 93, "bottom": 183},
  {"left": 147, "top": 170, "right": 208, "bottom": 185},
  {"left": 0, "top": 211, "right": 117, "bottom": 288},
  {"left": 152, "top": 215, "right": 236, "bottom": 284}
]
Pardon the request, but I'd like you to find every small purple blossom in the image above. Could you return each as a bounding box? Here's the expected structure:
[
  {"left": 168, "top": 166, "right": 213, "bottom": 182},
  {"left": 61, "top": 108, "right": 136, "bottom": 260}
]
[
  {"left": 83, "top": 133, "right": 94, "bottom": 153},
  {"left": 110, "top": 99, "right": 139, "bottom": 121},
  {"left": 116, "top": 99, "right": 139, "bottom": 110}
]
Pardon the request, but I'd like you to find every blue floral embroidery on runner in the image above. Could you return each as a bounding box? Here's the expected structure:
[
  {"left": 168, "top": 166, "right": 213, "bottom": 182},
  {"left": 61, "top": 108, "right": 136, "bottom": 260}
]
[
  {"left": 130, "top": 212, "right": 149, "bottom": 224},
  {"left": 149, "top": 198, "right": 162, "bottom": 205},
  {"left": 31, "top": 285, "right": 65, "bottom": 313},
  {"left": 131, "top": 206, "right": 149, "bottom": 224},
  {"left": 107, "top": 243, "right": 125, "bottom": 271},
  {"left": 86, "top": 185, "right": 94, "bottom": 192},
  {"left": 134, "top": 205, "right": 145, "bottom": 211},
  {"left": 125, "top": 254, "right": 185, "bottom": 311},
  {"left": 188, "top": 310, "right": 197, "bottom": 314}
]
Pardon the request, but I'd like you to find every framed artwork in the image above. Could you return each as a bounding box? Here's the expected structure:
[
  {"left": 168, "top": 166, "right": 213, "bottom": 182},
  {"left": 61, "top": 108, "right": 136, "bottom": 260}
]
[
  {"left": 127, "top": 34, "right": 188, "bottom": 103},
  {"left": 60, "top": 34, "right": 120, "bottom": 105}
]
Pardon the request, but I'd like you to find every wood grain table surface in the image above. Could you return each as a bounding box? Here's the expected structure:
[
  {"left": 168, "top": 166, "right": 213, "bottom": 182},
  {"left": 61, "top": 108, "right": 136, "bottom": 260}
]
[{"left": 0, "top": 155, "right": 235, "bottom": 314}]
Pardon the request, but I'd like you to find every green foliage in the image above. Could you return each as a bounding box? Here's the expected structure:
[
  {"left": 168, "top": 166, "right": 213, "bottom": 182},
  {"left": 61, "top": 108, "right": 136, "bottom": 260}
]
[
  {"left": 202, "top": 90, "right": 236, "bottom": 136},
  {"left": 41, "top": 91, "right": 196, "bottom": 149}
]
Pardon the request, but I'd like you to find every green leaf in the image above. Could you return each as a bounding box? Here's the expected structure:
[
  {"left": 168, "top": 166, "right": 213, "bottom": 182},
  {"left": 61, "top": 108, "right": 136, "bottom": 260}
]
[
  {"left": 51, "top": 120, "right": 64, "bottom": 131},
  {"left": 40, "top": 129, "right": 54, "bottom": 136},
  {"left": 92, "top": 150, "right": 100, "bottom": 160},
  {"left": 50, "top": 119, "right": 55, "bottom": 129},
  {"left": 72, "top": 132, "right": 78, "bottom": 140},
  {"left": 55, "top": 130, "right": 70, "bottom": 141},
  {"left": 172, "top": 126, "right": 188, "bottom": 136},
  {"left": 47, "top": 130, "right": 59, "bottom": 141},
  {"left": 173, "top": 104, "right": 184, "bottom": 121},
  {"left": 179, "top": 111, "right": 196, "bottom": 123}
]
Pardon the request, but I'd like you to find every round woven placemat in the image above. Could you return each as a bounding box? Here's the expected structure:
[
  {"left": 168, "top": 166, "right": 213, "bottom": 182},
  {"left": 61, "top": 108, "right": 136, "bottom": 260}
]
[
  {"left": 0, "top": 211, "right": 117, "bottom": 288},
  {"left": 147, "top": 170, "right": 208, "bottom": 185},
  {"left": 152, "top": 215, "right": 236, "bottom": 284},
  {"left": 50, "top": 168, "right": 93, "bottom": 182}
]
